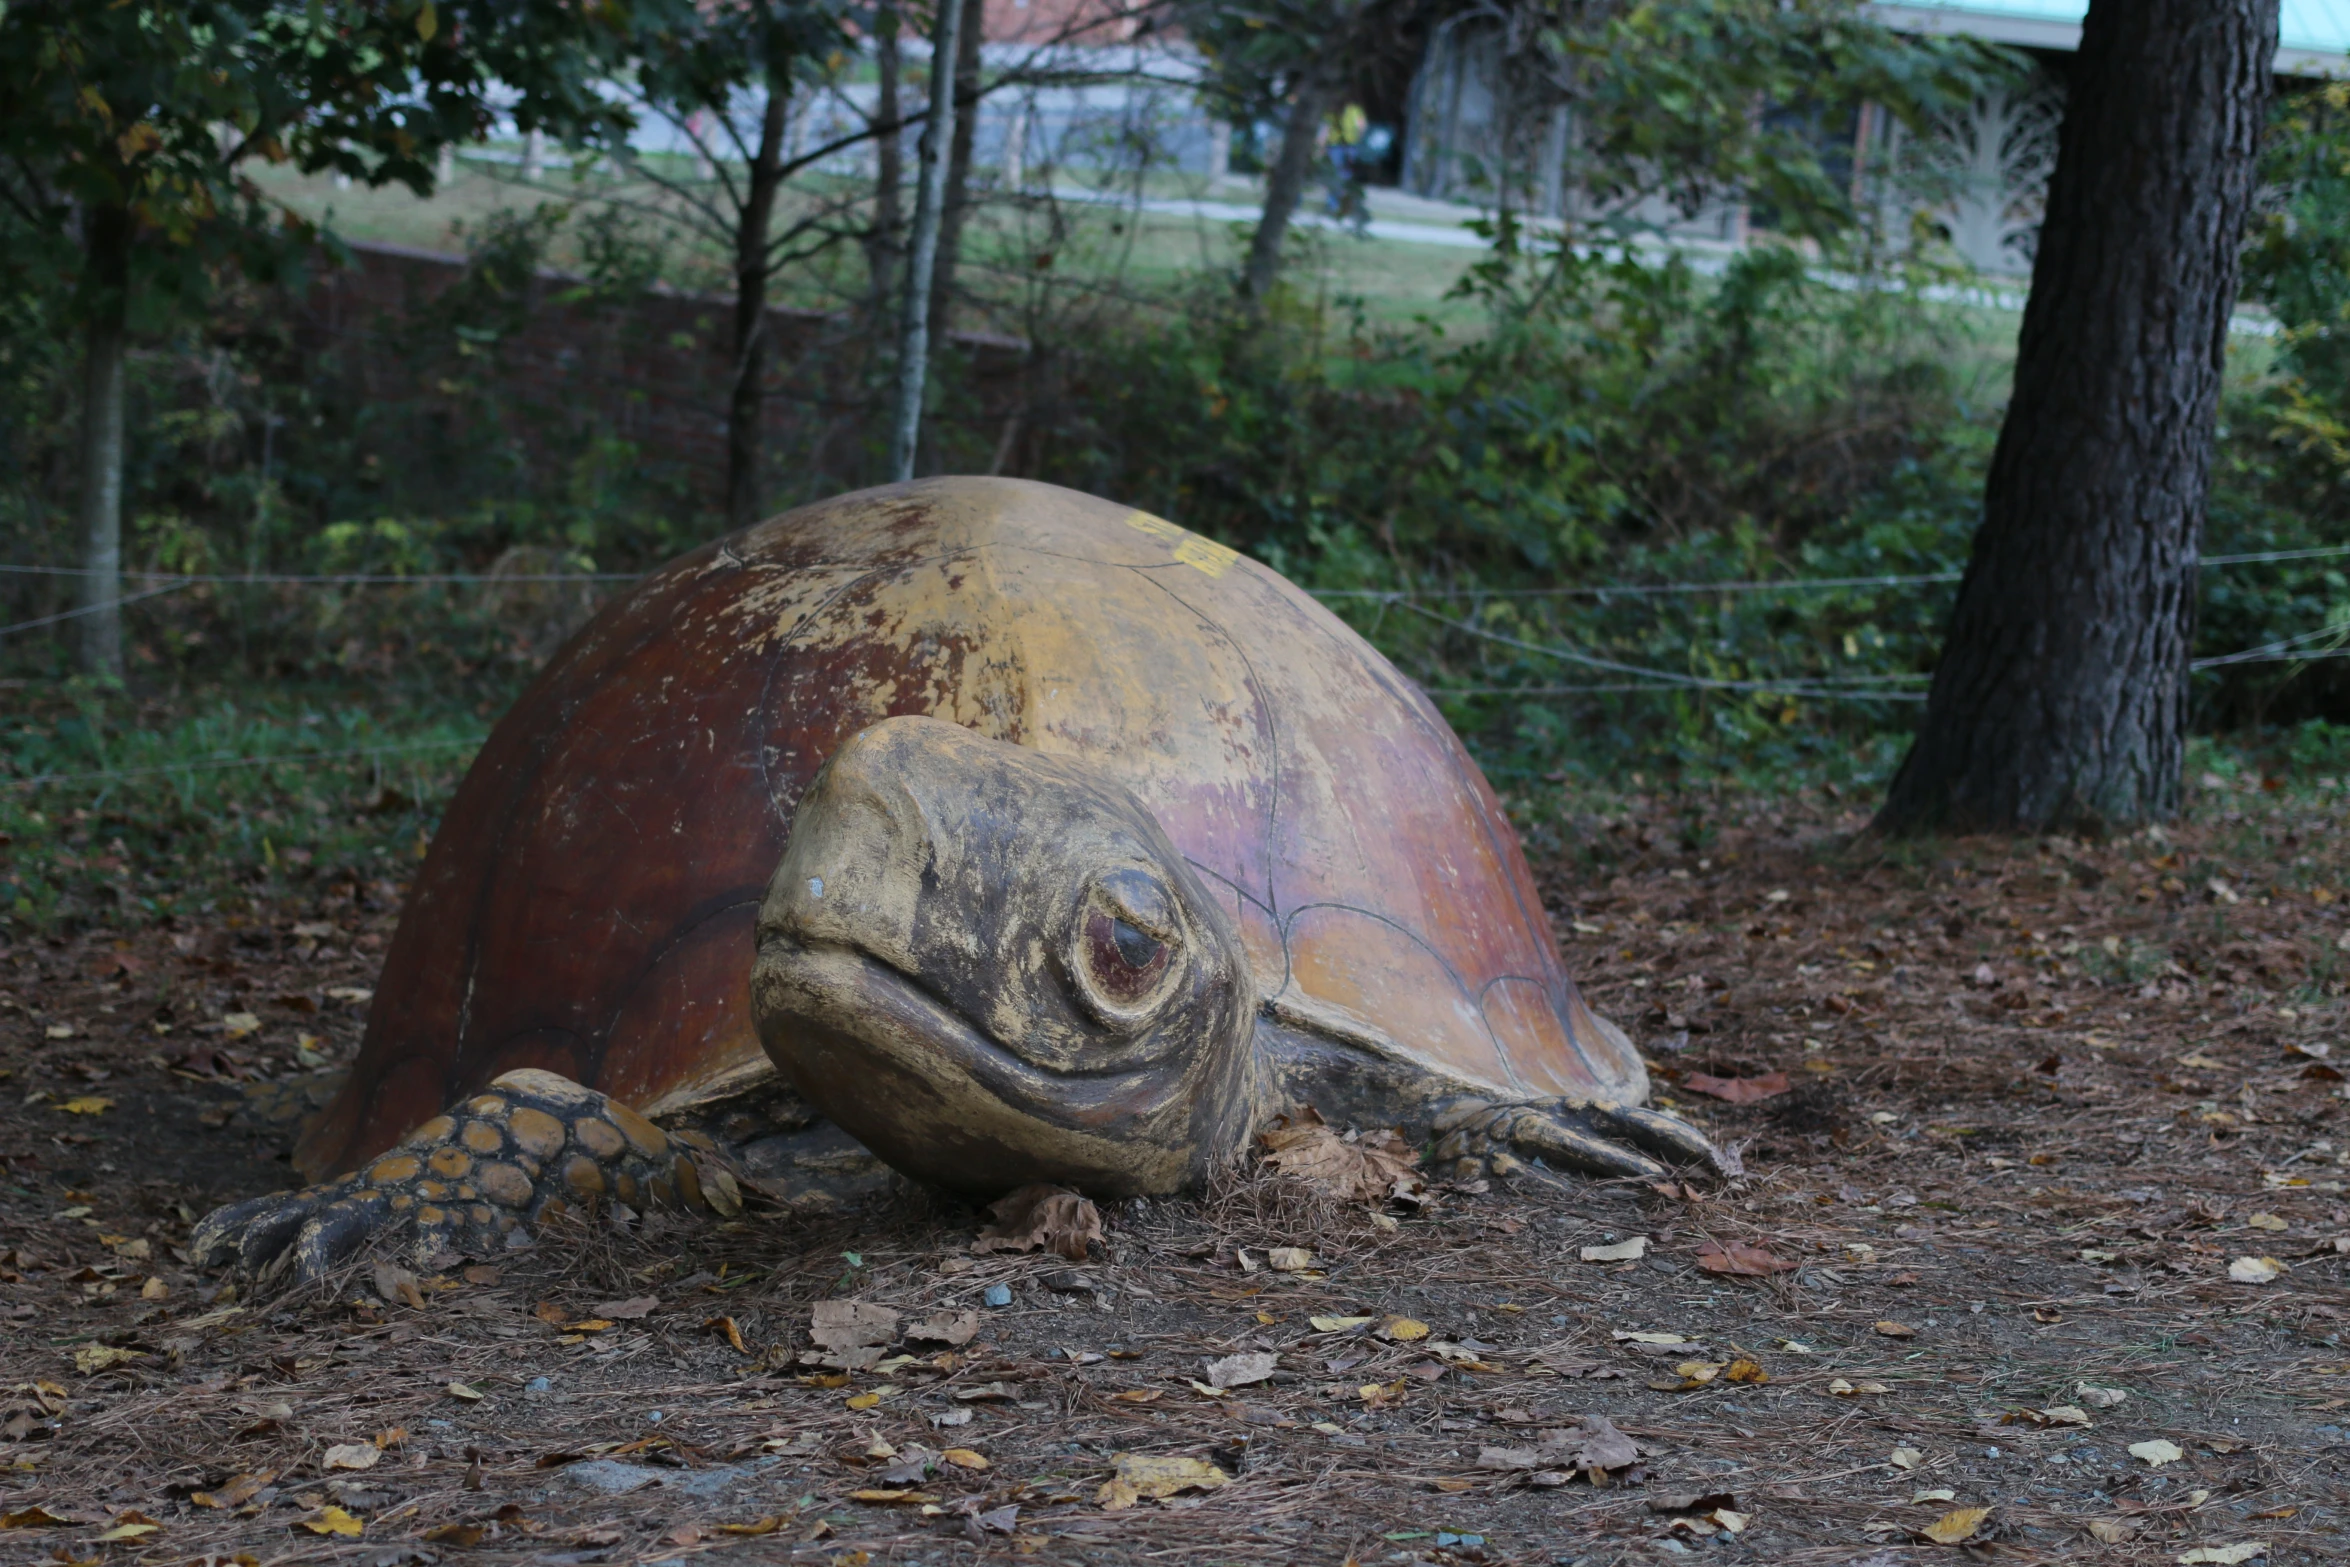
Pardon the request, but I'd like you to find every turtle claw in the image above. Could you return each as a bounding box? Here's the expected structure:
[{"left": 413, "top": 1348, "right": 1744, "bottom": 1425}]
[
  {"left": 1431, "top": 1097, "right": 1736, "bottom": 1184},
  {"left": 190, "top": 1069, "right": 739, "bottom": 1284}
]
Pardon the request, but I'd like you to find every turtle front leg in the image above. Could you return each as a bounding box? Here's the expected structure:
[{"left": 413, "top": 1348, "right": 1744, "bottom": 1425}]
[
  {"left": 1430, "top": 1098, "right": 1741, "bottom": 1184},
  {"left": 191, "top": 1068, "right": 739, "bottom": 1283}
]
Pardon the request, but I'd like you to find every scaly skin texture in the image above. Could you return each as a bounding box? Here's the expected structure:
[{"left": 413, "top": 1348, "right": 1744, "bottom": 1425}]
[{"left": 190, "top": 1070, "right": 738, "bottom": 1281}]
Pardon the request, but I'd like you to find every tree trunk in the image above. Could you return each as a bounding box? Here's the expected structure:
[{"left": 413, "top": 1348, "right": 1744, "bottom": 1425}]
[
  {"left": 926, "top": 0, "right": 986, "bottom": 343},
  {"left": 77, "top": 203, "right": 130, "bottom": 681},
  {"left": 865, "top": 6, "right": 904, "bottom": 328},
  {"left": 1240, "top": 70, "right": 1334, "bottom": 303},
  {"left": 1873, "top": 0, "right": 2276, "bottom": 836},
  {"left": 888, "top": 0, "right": 964, "bottom": 482},
  {"left": 727, "top": 79, "right": 791, "bottom": 531}
]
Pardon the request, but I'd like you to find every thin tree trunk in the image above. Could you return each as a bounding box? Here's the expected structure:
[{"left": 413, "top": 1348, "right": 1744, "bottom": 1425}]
[
  {"left": 865, "top": 6, "right": 904, "bottom": 327},
  {"left": 888, "top": 0, "right": 964, "bottom": 482},
  {"left": 727, "top": 79, "right": 791, "bottom": 531},
  {"left": 926, "top": 0, "right": 986, "bottom": 343},
  {"left": 77, "top": 204, "right": 130, "bottom": 681},
  {"left": 1241, "top": 71, "right": 1334, "bottom": 303},
  {"left": 1874, "top": 0, "right": 2276, "bottom": 836}
]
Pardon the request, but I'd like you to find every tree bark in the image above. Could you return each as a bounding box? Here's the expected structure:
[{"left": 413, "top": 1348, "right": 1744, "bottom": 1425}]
[
  {"left": 864, "top": 5, "right": 904, "bottom": 329},
  {"left": 1240, "top": 70, "right": 1335, "bottom": 303},
  {"left": 888, "top": 0, "right": 964, "bottom": 482},
  {"left": 727, "top": 78, "right": 791, "bottom": 531},
  {"left": 77, "top": 202, "right": 130, "bottom": 681},
  {"left": 1874, "top": 0, "right": 2276, "bottom": 836},
  {"left": 926, "top": 0, "right": 986, "bottom": 343}
]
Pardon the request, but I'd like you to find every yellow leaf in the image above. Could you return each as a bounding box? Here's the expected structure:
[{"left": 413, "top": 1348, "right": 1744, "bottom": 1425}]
[
  {"left": 1723, "top": 1358, "right": 1768, "bottom": 1385},
  {"left": 845, "top": 1392, "right": 882, "bottom": 1410},
  {"left": 1107, "top": 1388, "right": 1162, "bottom": 1404},
  {"left": 715, "top": 1517, "right": 783, "bottom": 1536},
  {"left": 1094, "top": 1453, "right": 1228, "bottom": 1509},
  {"left": 92, "top": 1512, "right": 161, "bottom": 1542},
  {"left": 73, "top": 1345, "right": 145, "bottom": 1374},
  {"left": 298, "top": 1506, "right": 364, "bottom": 1537},
  {"left": 2130, "top": 1439, "right": 2184, "bottom": 1467},
  {"left": 2247, "top": 1213, "right": 2287, "bottom": 1231},
  {"left": 58, "top": 1097, "right": 113, "bottom": 1116},
  {"left": 847, "top": 1490, "right": 934, "bottom": 1504},
  {"left": 416, "top": 0, "right": 438, "bottom": 40},
  {"left": 445, "top": 1382, "right": 482, "bottom": 1400},
  {"left": 2177, "top": 1544, "right": 2268, "bottom": 1565},
  {"left": 1378, "top": 1317, "right": 1429, "bottom": 1342},
  {"left": 1920, "top": 1506, "right": 1990, "bottom": 1545},
  {"left": 1310, "top": 1315, "right": 1374, "bottom": 1332},
  {"left": 1889, "top": 1448, "right": 1923, "bottom": 1470},
  {"left": 0, "top": 1506, "right": 76, "bottom": 1527},
  {"left": 941, "top": 1449, "right": 988, "bottom": 1470},
  {"left": 2086, "top": 1518, "right": 2132, "bottom": 1543},
  {"left": 1874, "top": 1320, "right": 1917, "bottom": 1338},
  {"left": 2227, "top": 1256, "right": 2283, "bottom": 1284},
  {"left": 221, "top": 1012, "right": 261, "bottom": 1038}
]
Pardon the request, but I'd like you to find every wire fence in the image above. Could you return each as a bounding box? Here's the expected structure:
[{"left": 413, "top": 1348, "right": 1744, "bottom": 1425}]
[{"left": 3, "top": 543, "right": 2344, "bottom": 791}]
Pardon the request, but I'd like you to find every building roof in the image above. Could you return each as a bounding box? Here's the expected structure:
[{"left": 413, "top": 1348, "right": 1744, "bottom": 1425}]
[{"left": 1870, "top": 0, "right": 2350, "bottom": 74}]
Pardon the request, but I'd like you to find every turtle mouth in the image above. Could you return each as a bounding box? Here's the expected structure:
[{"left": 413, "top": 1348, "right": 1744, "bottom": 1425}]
[{"left": 758, "top": 929, "right": 1171, "bottom": 1109}]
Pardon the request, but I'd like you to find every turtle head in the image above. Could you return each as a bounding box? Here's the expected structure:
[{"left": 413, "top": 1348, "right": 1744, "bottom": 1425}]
[{"left": 751, "top": 715, "right": 1257, "bottom": 1198}]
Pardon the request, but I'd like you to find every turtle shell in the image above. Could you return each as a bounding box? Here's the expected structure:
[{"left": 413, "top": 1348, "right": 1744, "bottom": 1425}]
[{"left": 296, "top": 479, "right": 1645, "bottom": 1178}]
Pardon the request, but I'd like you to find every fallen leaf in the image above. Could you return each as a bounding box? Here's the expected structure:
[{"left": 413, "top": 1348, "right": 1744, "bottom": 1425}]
[
  {"left": 1612, "top": 1330, "right": 1687, "bottom": 1346},
  {"left": 2130, "top": 1439, "right": 2185, "bottom": 1467},
  {"left": 972, "top": 1184, "right": 1102, "bottom": 1262},
  {"left": 323, "top": 1444, "right": 381, "bottom": 1471},
  {"left": 847, "top": 1490, "right": 935, "bottom": 1505},
  {"left": 2177, "top": 1546, "right": 2268, "bottom": 1565},
  {"left": 373, "top": 1260, "right": 425, "bottom": 1310},
  {"left": 1258, "top": 1107, "right": 1427, "bottom": 1205},
  {"left": 1580, "top": 1237, "right": 1647, "bottom": 1262},
  {"left": 1680, "top": 1070, "right": 1791, "bottom": 1104},
  {"left": 941, "top": 1448, "right": 988, "bottom": 1471},
  {"left": 2247, "top": 1213, "right": 2287, "bottom": 1231},
  {"left": 1378, "top": 1317, "right": 1430, "bottom": 1342},
  {"left": 1309, "top": 1315, "right": 1374, "bottom": 1332},
  {"left": 1875, "top": 1320, "right": 1917, "bottom": 1338},
  {"left": 1650, "top": 1491, "right": 1740, "bottom": 1514},
  {"left": 57, "top": 1097, "right": 112, "bottom": 1116},
  {"left": 715, "top": 1517, "right": 784, "bottom": 1536},
  {"left": 296, "top": 1506, "right": 364, "bottom": 1537},
  {"left": 2227, "top": 1256, "right": 2283, "bottom": 1284},
  {"left": 1107, "top": 1389, "right": 1162, "bottom": 1404},
  {"left": 1266, "top": 1246, "right": 1316, "bottom": 1272},
  {"left": 1095, "top": 1453, "right": 1229, "bottom": 1509},
  {"left": 1538, "top": 1414, "right": 1639, "bottom": 1472},
  {"left": 446, "top": 1382, "right": 483, "bottom": 1401},
  {"left": 1202, "top": 1351, "right": 1277, "bottom": 1389},
  {"left": 905, "top": 1310, "right": 978, "bottom": 1347},
  {"left": 592, "top": 1295, "right": 659, "bottom": 1319},
  {"left": 221, "top": 1012, "right": 262, "bottom": 1038},
  {"left": 1890, "top": 1448, "right": 1923, "bottom": 1470},
  {"left": 2087, "top": 1518, "right": 2133, "bottom": 1543},
  {"left": 1919, "top": 1506, "right": 1990, "bottom": 1545},
  {"left": 91, "top": 1512, "right": 162, "bottom": 1542},
  {"left": 191, "top": 1472, "right": 274, "bottom": 1509},
  {"left": 2041, "top": 1405, "right": 2092, "bottom": 1427},
  {"left": 1695, "top": 1240, "right": 1798, "bottom": 1276},
  {"left": 706, "top": 1315, "right": 748, "bottom": 1354},
  {"left": 806, "top": 1300, "right": 901, "bottom": 1371},
  {"left": 1723, "top": 1358, "right": 1769, "bottom": 1385},
  {"left": 73, "top": 1345, "right": 145, "bottom": 1374},
  {"left": 1912, "top": 1488, "right": 1957, "bottom": 1504},
  {"left": 1477, "top": 1446, "right": 1538, "bottom": 1471},
  {"left": 2077, "top": 1382, "right": 2128, "bottom": 1408},
  {"left": 0, "top": 1507, "right": 76, "bottom": 1528}
]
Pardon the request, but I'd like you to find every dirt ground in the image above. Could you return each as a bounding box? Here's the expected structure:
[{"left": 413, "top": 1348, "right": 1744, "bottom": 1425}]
[{"left": 2, "top": 775, "right": 2346, "bottom": 1567}]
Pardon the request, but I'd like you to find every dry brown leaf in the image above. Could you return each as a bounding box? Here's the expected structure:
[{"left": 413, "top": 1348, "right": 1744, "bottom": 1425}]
[
  {"left": 1201, "top": 1351, "right": 1277, "bottom": 1389},
  {"left": 1680, "top": 1070, "right": 1791, "bottom": 1104},
  {"left": 1695, "top": 1240, "right": 1798, "bottom": 1276},
  {"left": 1538, "top": 1415, "right": 1639, "bottom": 1472},
  {"left": 971, "top": 1184, "right": 1102, "bottom": 1262},
  {"left": 591, "top": 1295, "right": 659, "bottom": 1319},
  {"left": 805, "top": 1300, "right": 900, "bottom": 1371},
  {"left": 322, "top": 1443, "right": 381, "bottom": 1472},
  {"left": 1580, "top": 1237, "right": 1648, "bottom": 1262},
  {"left": 1875, "top": 1320, "right": 1918, "bottom": 1338},
  {"left": 1258, "top": 1107, "right": 1427, "bottom": 1204},
  {"left": 2086, "top": 1519, "right": 2134, "bottom": 1543},
  {"left": 905, "top": 1310, "right": 978, "bottom": 1347},
  {"left": 191, "top": 1472, "right": 274, "bottom": 1509},
  {"left": 0, "top": 1507, "right": 78, "bottom": 1528}
]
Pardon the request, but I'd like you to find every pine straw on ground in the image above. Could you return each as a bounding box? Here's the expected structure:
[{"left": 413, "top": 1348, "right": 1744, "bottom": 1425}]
[{"left": 2, "top": 775, "right": 2347, "bottom": 1566}]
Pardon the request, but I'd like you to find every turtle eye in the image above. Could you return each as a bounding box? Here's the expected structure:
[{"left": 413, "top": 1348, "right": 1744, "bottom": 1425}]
[{"left": 1083, "top": 908, "right": 1170, "bottom": 1006}]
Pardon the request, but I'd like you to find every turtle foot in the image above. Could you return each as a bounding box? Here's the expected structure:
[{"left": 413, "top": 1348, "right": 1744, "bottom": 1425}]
[
  {"left": 1430, "top": 1097, "right": 1740, "bottom": 1185},
  {"left": 191, "top": 1068, "right": 740, "bottom": 1282}
]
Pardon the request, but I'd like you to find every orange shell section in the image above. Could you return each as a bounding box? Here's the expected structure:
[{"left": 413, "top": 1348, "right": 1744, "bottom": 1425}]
[{"left": 297, "top": 479, "right": 1643, "bottom": 1178}]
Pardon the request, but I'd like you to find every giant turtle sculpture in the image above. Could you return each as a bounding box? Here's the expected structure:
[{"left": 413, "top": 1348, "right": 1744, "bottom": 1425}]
[{"left": 195, "top": 479, "right": 1727, "bottom": 1277}]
